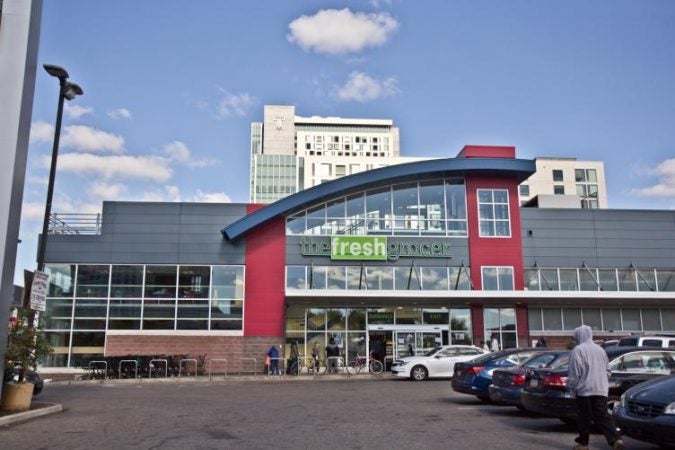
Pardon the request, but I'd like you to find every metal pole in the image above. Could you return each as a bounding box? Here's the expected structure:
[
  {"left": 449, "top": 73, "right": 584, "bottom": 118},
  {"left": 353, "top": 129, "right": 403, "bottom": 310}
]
[{"left": 36, "top": 79, "right": 66, "bottom": 272}]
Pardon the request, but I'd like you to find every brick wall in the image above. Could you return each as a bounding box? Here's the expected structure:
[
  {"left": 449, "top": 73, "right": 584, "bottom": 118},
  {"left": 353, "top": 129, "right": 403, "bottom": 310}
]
[{"left": 105, "top": 335, "right": 284, "bottom": 373}]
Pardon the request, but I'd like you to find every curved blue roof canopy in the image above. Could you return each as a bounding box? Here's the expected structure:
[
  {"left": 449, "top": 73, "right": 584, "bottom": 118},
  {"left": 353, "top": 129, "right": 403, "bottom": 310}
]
[{"left": 223, "top": 157, "right": 535, "bottom": 241}]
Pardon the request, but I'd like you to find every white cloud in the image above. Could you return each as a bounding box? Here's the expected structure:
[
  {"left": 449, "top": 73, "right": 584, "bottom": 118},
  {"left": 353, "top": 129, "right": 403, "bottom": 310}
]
[
  {"left": 30, "top": 121, "right": 55, "bottom": 143},
  {"left": 48, "top": 152, "right": 173, "bottom": 182},
  {"left": 161, "top": 141, "right": 218, "bottom": 168},
  {"left": 216, "top": 89, "right": 256, "bottom": 118},
  {"left": 61, "top": 125, "right": 125, "bottom": 152},
  {"left": 336, "top": 71, "right": 400, "bottom": 102},
  {"left": 90, "top": 181, "right": 126, "bottom": 199},
  {"left": 64, "top": 104, "right": 93, "bottom": 119},
  {"left": 20, "top": 202, "right": 46, "bottom": 221},
  {"left": 142, "top": 186, "right": 181, "bottom": 202},
  {"left": 631, "top": 158, "right": 675, "bottom": 197},
  {"left": 193, "top": 190, "right": 231, "bottom": 203},
  {"left": 107, "top": 108, "right": 132, "bottom": 120},
  {"left": 287, "top": 9, "right": 399, "bottom": 55}
]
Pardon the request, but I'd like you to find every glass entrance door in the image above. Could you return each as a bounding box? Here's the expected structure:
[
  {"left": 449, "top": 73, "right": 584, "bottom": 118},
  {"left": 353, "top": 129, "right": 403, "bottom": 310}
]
[{"left": 393, "top": 329, "right": 441, "bottom": 358}]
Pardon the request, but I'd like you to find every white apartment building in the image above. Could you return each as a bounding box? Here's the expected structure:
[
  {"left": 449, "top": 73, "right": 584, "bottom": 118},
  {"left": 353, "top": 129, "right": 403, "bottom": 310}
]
[
  {"left": 518, "top": 158, "right": 607, "bottom": 208},
  {"left": 250, "top": 105, "right": 607, "bottom": 209},
  {"left": 250, "top": 105, "right": 425, "bottom": 203}
]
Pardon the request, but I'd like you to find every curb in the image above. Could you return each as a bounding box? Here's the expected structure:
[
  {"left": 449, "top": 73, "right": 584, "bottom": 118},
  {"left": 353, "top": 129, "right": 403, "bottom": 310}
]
[{"left": 0, "top": 403, "right": 63, "bottom": 426}]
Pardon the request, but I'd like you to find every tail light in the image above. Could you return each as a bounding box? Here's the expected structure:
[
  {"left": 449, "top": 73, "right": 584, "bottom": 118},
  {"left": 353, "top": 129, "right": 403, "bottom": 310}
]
[
  {"left": 542, "top": 373, "right": 568, "bottom": 390},
  {"left": 467, "top": 366, "right": 485, "bottom": 375},
  {"left": 512, "top": 374, "right": 526, "bottom": 386}
]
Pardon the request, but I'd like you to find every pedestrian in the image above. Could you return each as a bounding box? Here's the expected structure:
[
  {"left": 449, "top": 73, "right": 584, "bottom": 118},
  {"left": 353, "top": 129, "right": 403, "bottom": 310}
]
[
  {"left": 566, "top": 325, "right": 624, "bottom": 450},
  {"left": 288, "top": 340, "right": 299, "bottom": 375},
  {"left": 536, "top": 337, "right": 547, "bottom": 348},
  {"left": 406, "top": 334, "right": 415, "bottom": 357},
  {"left": 311, "top": 341, "right": 321, "bottom": 373},
  {"left": 490, "top": 334, "right": 500, "bottom": 352},
  {"left": 267, "top": 344, "right": 280, "bottom": 375},
  {"left": 480, "top": 340, "right": 489, "bottom": 352},
  {"left": 325, "top": 338, "right": 340, "bottom": 373}
]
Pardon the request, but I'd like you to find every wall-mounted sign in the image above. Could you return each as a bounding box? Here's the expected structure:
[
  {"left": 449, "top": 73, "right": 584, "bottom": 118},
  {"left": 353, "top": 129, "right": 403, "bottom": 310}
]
[{"left": 299, "top": 236, "right": 453, "bottom": 261}]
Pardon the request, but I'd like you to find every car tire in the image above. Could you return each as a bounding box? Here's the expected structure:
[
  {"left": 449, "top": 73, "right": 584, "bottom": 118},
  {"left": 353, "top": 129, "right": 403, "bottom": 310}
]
[
  {"left": 32, "top": 385, "right": 42, "bottom": 396},
  {"left": 410, "top": 365, "right": 428, "bottom": 381}
]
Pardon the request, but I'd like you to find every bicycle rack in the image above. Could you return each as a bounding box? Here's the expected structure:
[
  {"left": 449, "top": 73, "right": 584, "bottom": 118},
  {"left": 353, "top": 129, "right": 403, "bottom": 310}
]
[
  {"left": 240, "top": 357, "right": 257, "bottom": 378},
  {"left": 208, "top": 358, "right": 228, "bottom": 381},
  {"left": 178, "top": 358, "right": 198, "bottom": 377},
  {"left": 88, "top": 360, "right": 108, "bottom": 380},
  {"left": 118, "top": 359, "right": 138, "bottom": 379},
  {"left": 149, "top": 359, "right": 168, "bottom": 378}
]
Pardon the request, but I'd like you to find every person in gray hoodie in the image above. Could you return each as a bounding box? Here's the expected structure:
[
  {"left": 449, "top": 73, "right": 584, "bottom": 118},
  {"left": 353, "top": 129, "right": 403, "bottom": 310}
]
[{"left": 566, "top": 325, "right": 624, "bottom": 450}]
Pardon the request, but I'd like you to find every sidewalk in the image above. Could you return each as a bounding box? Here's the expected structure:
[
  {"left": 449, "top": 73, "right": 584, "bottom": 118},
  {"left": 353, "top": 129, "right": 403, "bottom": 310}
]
[{"left": 0, "top": 402, "right": 63, "bottom": 426}]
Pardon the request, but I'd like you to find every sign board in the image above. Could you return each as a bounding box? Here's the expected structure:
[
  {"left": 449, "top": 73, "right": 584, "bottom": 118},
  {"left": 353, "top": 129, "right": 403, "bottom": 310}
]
[
  {"left": 29, "top": 270, "right": 49, "bottom": 311},
  {"left": 331, "top": 236, "right": 387, "bottom": 261}
]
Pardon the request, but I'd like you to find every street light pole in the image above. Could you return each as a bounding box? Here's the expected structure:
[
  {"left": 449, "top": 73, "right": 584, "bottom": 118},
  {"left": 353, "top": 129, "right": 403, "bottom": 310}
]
[{"left": 36, "top": 64, "right": 83, "bottom": 273}]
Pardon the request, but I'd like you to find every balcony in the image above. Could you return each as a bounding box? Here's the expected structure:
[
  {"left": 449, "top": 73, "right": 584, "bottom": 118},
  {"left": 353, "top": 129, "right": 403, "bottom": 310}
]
[{"left": 48, "top": 213, "right": 101, "bottom": 235}]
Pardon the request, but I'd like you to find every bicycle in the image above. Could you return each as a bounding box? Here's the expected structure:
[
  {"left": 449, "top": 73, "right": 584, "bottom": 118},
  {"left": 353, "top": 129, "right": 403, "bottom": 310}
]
[{"left": 347, "top": 352, "right": 384, "bottom": 375}]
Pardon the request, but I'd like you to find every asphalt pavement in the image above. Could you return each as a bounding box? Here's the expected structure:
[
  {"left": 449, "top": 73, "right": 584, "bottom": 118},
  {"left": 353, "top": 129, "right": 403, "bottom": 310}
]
[{"left": 0, "top": 376, "right": 661, "bottom": 449}]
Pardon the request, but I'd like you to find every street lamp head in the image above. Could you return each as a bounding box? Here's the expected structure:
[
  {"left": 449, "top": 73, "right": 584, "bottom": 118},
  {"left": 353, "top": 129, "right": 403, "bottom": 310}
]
[
  {"left": 63, "top": 82, "right": 84, "bottom": 100},
  {"left": 43, "top": 64, "right": 69, "bottom": 80}
]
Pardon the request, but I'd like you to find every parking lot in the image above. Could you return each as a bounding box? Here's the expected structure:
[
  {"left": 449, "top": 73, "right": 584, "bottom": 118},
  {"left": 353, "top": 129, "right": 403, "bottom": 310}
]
[{"left": 0, "top": 377, "right": 661, "bottom": 449}]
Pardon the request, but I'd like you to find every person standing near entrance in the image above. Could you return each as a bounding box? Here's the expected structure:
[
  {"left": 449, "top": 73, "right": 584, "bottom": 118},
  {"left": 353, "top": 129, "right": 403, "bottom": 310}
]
[
  {"left": 490, "top": 334, "right": 500, "bottom": 352},
  {"left": 311, "top": 341, "right": 321, "bottom": 372},
  {"left": 566, "top": 325, "right": 624, "bottom": 450},
  {"left": 325, "top": 338, "right": 340, "bottom": 374},
  {"left": 267, "top": 345, "right": 280, "bottom": 375}
]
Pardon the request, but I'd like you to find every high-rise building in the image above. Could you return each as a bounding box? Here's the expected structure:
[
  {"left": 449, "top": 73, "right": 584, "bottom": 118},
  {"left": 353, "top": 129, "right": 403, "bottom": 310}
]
[
  {"left": 518, "top": 158, "right": 607, "bottom": 208},
  {"left": 250, "top": 105, "right": 424, "bottom": 203}
]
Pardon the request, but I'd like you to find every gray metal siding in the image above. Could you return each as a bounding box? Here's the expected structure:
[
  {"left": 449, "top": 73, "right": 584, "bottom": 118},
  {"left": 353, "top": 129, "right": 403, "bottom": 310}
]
[
  {"left": 521, "top": 208, "right": 675, "bottom": 268},
  {"left": 44, "top": 202, "right": 247, "bottom": 265}
]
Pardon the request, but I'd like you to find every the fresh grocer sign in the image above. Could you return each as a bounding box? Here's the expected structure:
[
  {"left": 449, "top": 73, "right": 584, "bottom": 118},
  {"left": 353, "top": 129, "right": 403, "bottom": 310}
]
[{"left": 299, "top": 236, "right": 453, "bottom": 261}]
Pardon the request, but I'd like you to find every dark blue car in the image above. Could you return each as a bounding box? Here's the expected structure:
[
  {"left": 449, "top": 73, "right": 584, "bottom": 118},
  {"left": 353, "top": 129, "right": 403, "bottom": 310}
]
[
  {"left": 452, "top": 348, "right": 541, "bottom": 401},
  {"left": 489, "top": 350, "right": 569, "bottom": 408}
]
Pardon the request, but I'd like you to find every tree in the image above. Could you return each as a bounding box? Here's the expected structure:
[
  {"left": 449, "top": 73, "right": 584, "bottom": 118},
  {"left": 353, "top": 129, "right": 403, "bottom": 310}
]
[{"left": 4, "top": 307, "right": 52, "bottom": 384}]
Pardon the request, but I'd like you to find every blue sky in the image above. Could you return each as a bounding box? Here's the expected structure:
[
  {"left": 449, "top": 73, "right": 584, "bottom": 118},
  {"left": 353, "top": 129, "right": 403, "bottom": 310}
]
[{"left": 17, "top": 0, "right": 675, "bottom": 283}]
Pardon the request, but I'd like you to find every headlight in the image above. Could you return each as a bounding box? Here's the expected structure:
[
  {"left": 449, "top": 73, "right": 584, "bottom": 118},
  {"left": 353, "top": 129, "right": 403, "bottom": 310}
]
[
  {"left": 396, "top": 361, "right": 409, "bottom": 367},
  {"left": 665, "top": 402, "right": 675, "bottom": 415}
]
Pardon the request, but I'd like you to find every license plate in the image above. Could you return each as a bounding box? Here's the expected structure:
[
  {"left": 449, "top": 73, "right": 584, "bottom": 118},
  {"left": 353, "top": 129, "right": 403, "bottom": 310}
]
[{"left": 529, "top": 378, "right": 539, "bottom": 388}]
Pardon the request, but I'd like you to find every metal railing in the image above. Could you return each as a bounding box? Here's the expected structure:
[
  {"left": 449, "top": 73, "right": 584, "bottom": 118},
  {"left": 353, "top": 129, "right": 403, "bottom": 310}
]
[
  {"left": 149, "top": 359, "right": 168, "bottom": 378},
  {"left": 49, "top": 213, "right": 101, "bottom": 235},
  {"left": 178, "top": 359, "right": 198, "bottom": 377},
  {"left": 208, "top": 359, "right": 228, "bottom": 381},
  {"left": 88, "top": 360, "right": 108, "bottom": 380},
  {"left": 240, "top": 357, "right": 257, "bottom": 378},
  {"left": 118, "top": 359, "right": 138, "bottom": 379}
]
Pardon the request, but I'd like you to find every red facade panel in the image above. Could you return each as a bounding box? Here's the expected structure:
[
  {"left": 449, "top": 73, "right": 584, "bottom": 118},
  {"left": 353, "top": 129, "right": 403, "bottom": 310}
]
[
  {"left": 244, "top": 205, "right": 286, "bottom": 337},
  {"left": 456, "top": 145, "right": 516, "bottom": 159},
  {"left": 465, "top": 176, "right": 525, "bottom": 291}
]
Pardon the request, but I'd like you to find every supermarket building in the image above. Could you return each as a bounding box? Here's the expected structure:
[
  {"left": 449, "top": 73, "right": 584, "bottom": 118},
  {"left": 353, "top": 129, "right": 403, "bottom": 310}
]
[{"left": 40, "top": 146, "right": 675, "bottom": 369}]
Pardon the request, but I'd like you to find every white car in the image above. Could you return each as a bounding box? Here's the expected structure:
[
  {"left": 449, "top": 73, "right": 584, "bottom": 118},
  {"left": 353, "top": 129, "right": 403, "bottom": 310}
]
[{"left": 391, "top": 345, "right": 489, "bottom": 381}]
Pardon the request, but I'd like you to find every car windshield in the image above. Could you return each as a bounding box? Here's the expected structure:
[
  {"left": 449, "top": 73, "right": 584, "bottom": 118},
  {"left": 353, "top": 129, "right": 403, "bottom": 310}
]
[
  {"left": 423, "top": 348, "right": 440, "bottom": 357},
  {"left": 521, "top": 353, "right": 557, "bottom": 369},
  {"left": 470, "top": 351, "right": 509, "bottom": 364}
]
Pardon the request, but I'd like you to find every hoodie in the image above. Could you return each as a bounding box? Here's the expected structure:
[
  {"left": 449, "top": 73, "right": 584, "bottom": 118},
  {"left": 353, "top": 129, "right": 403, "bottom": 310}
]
[{"left": 566, "top": 325, "right": 609, "bottom": 396}]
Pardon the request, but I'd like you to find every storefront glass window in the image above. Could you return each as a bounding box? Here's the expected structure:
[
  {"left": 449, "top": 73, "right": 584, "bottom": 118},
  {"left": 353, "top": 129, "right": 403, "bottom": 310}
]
[
  {"left": 449, "top": 267, "right": 472, "bottom": 290},
  {"left": 307, "top": 309, "right": 326, "bottom": 331},
  {"left": 110, "top": 265, "right": 143, "bottom": 298},
  {"left": 582, "top": 308, "right": 602, "bottom": 331},
  {"left": 367, "top": 308, "right": 394, "bottom": 324},
  {"left": 618, "top": 269, "right": 637, "bottom": 291},
  {"left": 484, "top": 308, "right": 516, "bottom": 350},
  {"left": 325, "top": 198, "right": 345, "bottom": 234},
  {"left": 637, "top": 269, "right": 657, "bottom": 292},
  {"left": 178, "top": 266, "right": 210, "bottom": 299},
  {"left": 326, "top": 309, "right": 346, "bottom": 330},
  {"left": 145, "top": 266, "right": 177, "bottom": 299},
  {"left": 346, "top": 266, "right": 363, "bottom": 289},
  {"left": 45, "top": 264, "right": 75, "bottom": 297},
  {"left": 306, "top": 204, "right": 325, "bottom": 235},
  {"left": 562, "top": 308, "right": 582, "bottom": 330},
  {"left": 641, "top": 309, "right": 661, "bottom": 331},
  {"left": 347, "top": 309, "right": 366, "bottom": 330},
  {"left": 598, "top": 269, "right": 618, "bottom": 291},
  {"left": 45, "top": 298, "right": 73, "bottom": 330},
  {"left": 393, "top": 183, "right": 420, "bottom": 234},
  {"left": 539, "top": 269, "right": 559, "bottom": 290},
  {"left": 657, "top": 270, "right": 675, "bottom": 292},
  {"left": 423, "top": 309, "right": 449, "bottom": 325},
  {"left": 603, "top": 308, "right": 622, "bottom": 331},
  {"left": 419, "top": 181, "right": 445, "bottom": 235},
  {"left": 543, "top": 309, "right": 563, "bottom": 330},
  {"left": 286, "top": 213, "right": 306, "bottom": 235},
  {"left": 365, "top": 267, "right": 393, "bottom": 290},
  {"left": 662, "top": 309, "right": 675, "bottom": 329},
  {"left": 395, "top": 307, "right": 421, "bottom": 325},
  {"left": 450, "top": 309, "right": 472, "bottom": 344},
  {"left": 528, "top": 308, "right": 543, "bottom": 331},
  {"left": 311, "top": 266, "right": 327, "bottom": 289},
  {"left": 76, "top": 265, "right": 109, "bottom": 297},
  {"left": 524, "top": 269, "right": 539, "bottom": 291},
  {"left": 286, "top": 305, "right": 306, "bottom": 331},
  {"left": 394, "top": 266, "right": 421, "bottom": 290},
  {"left": 622, "top": 308, "right": 641, "bottom": 331},
  {"left": 327, "top": 266, "right": 346, "bottom": 290},
  {"left": 579, "top": 268, "right": 599, "bottom": 291},
  {"left": 365, "top": 187, "right": 391, "bottom": 233},
  {"left": 286, "top": 266, "right": 307, "bottom": 289},
  {"left": 559, "top": 269, "right": 579, "bottom": 291},
  {"left": 420, "top": 267, "right": 448, "bottom": 290}
]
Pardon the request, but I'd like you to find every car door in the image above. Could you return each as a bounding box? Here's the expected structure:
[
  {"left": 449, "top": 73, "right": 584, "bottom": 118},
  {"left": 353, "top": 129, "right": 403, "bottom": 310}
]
[{"left": 426, "top": 347, "right": 458, "bottom": 378}]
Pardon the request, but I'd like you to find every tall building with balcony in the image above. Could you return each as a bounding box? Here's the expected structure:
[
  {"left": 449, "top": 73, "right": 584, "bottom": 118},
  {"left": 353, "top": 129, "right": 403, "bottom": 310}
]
[{"left": 250, "top": 105, "right": 424, "bottom": 203}]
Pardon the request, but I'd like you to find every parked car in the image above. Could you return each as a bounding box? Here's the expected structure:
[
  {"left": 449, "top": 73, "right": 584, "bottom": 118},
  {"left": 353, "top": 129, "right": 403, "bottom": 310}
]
[
  {"left": 613, "top": 374, "right": 675, "bottom": 449},
  {"left": 618, "top": 334, "right": 675, "bottom": 349},
  {"left": 521, "top": 347, "right": 675, "bottom": 425},
  {"left": 391, "top": 345, "right": 488, "bottom": 381},
  {"left": 4, "top": 366, "right": 44, "bottom": 396},
  {"left": 489, "top": 350, "right": 569, "bottom": 409},
  {"left": 451, "top": 348, "right": 541, "bottom": 401}
]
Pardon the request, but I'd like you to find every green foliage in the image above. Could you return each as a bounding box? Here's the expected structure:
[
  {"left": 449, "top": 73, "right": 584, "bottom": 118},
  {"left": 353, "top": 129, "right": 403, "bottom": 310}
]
[{"left": 4, "top": 308, "right": 53, "bottom": 383}]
